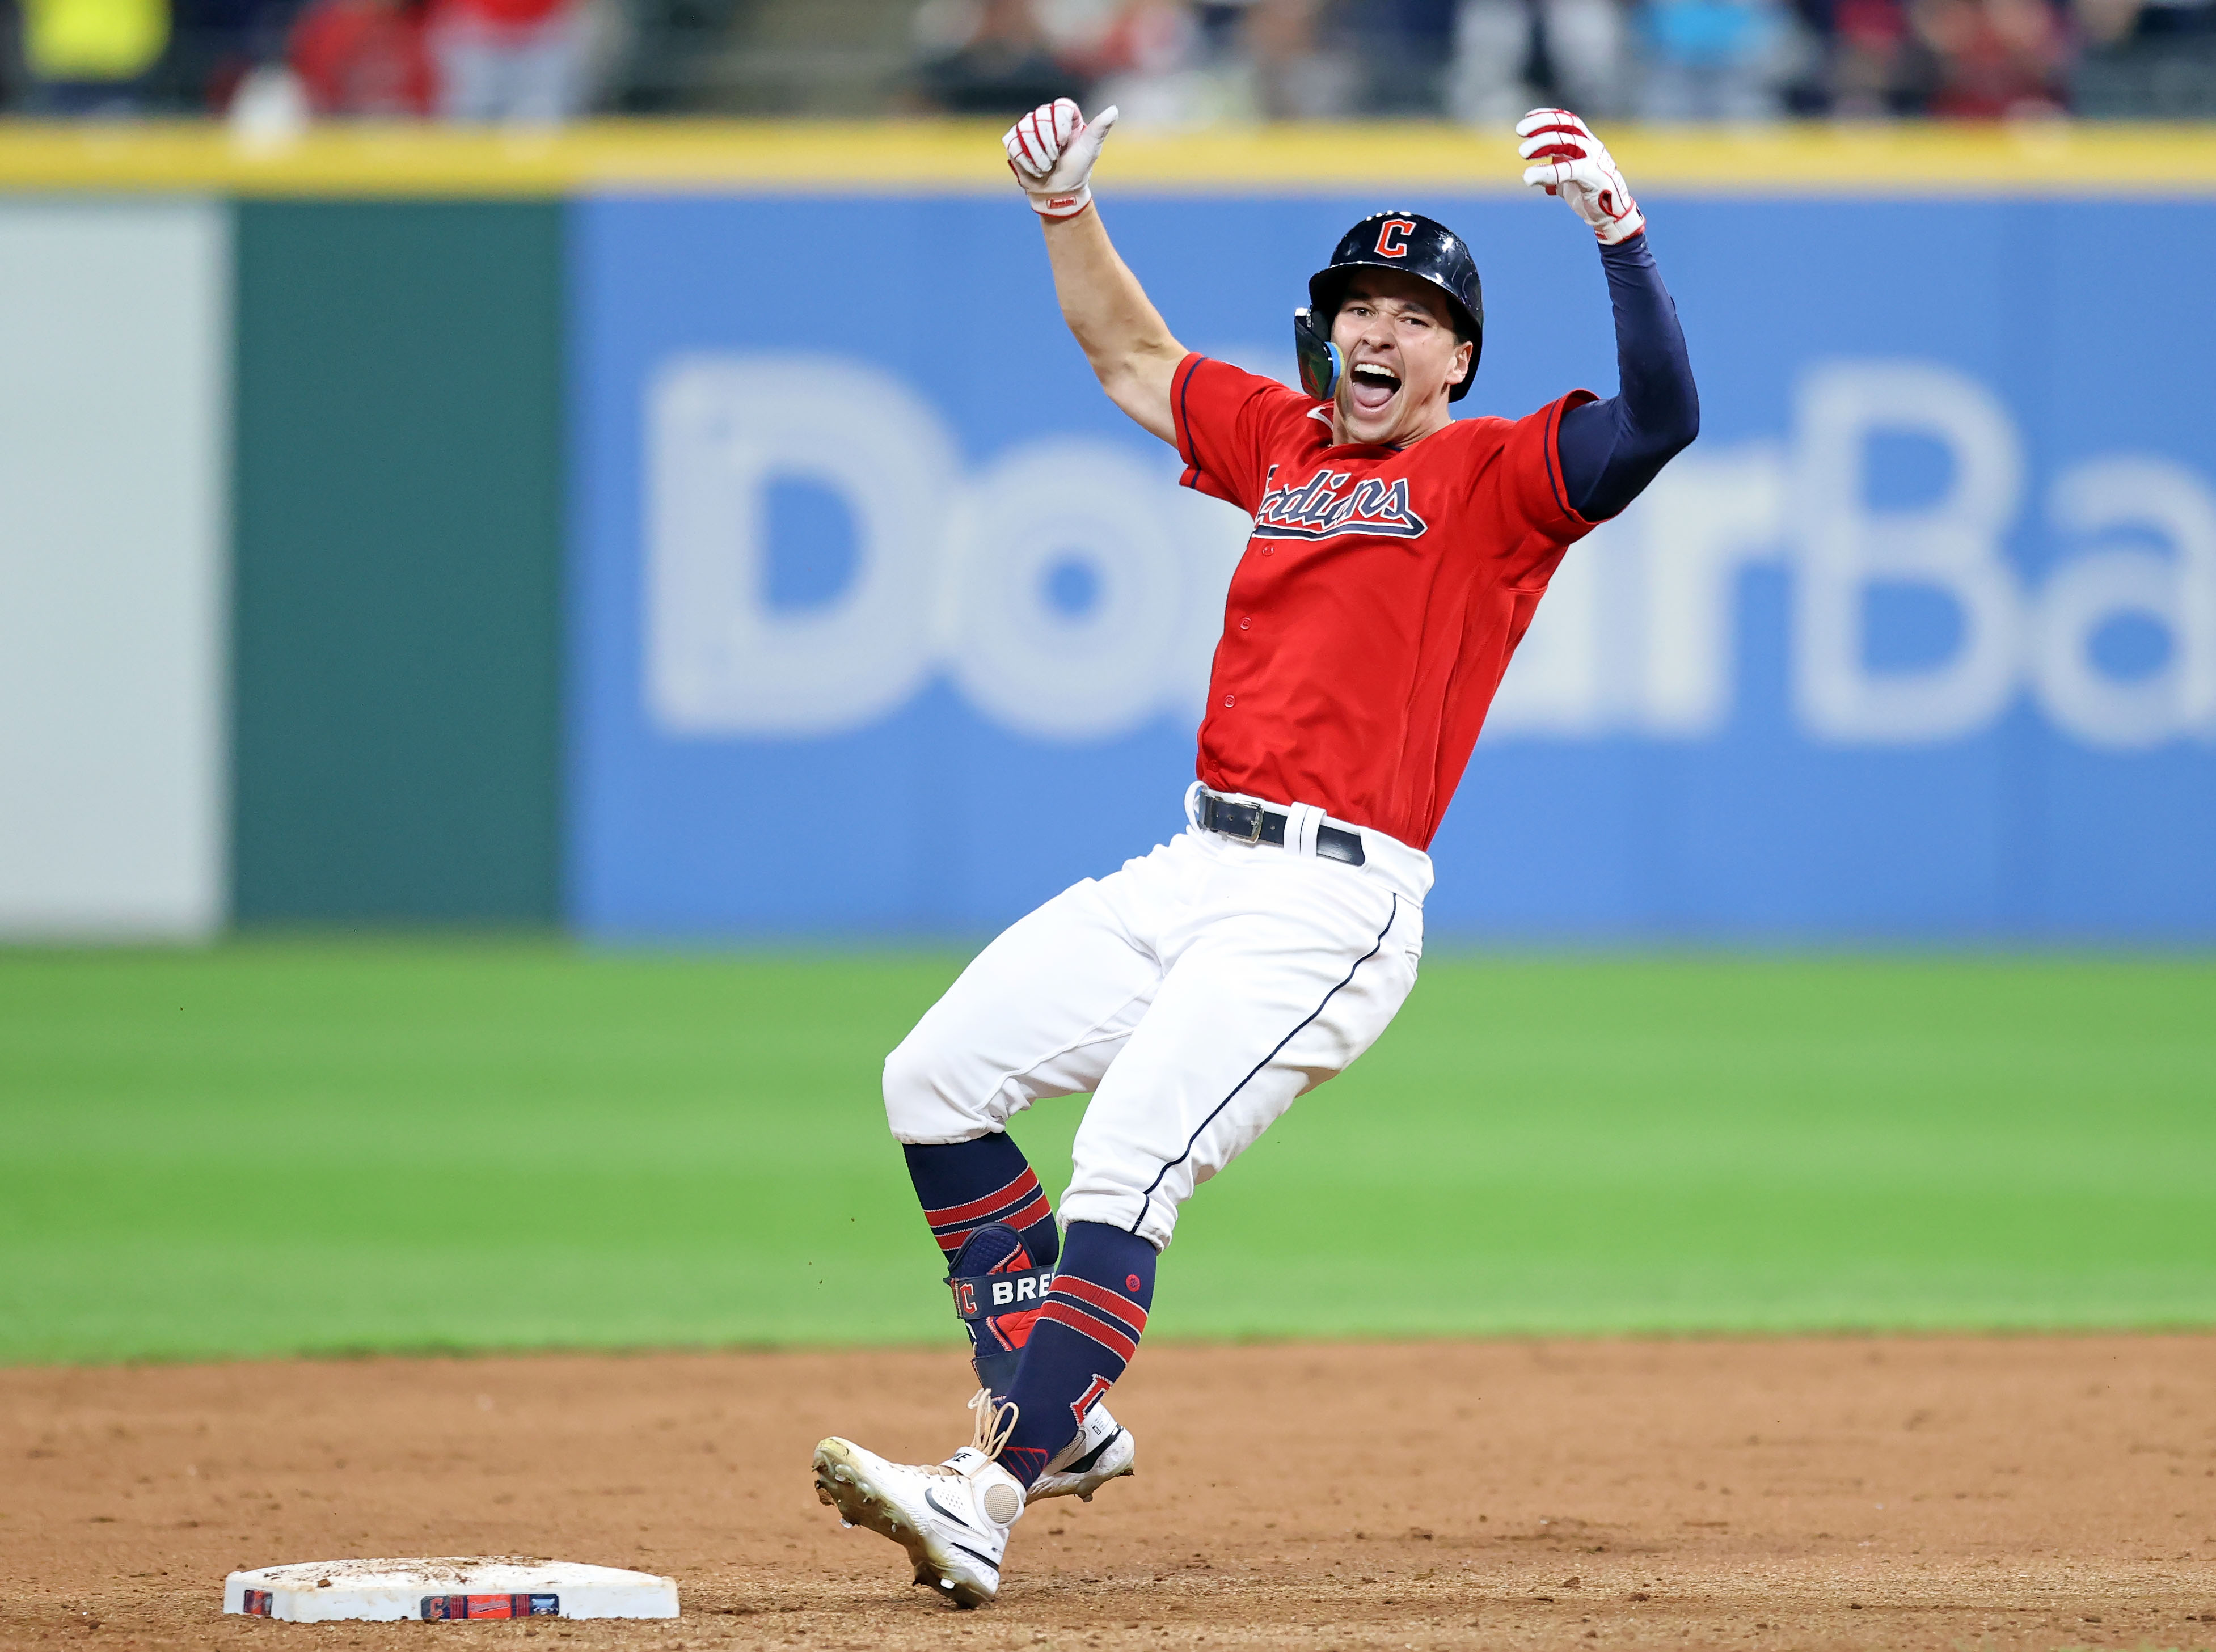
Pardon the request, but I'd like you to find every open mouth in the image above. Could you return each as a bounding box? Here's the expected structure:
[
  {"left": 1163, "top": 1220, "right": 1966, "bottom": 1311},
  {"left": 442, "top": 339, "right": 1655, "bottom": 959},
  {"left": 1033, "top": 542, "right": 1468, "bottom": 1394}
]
[{"left": 1348, "top": 361, "right": 1401, "bottom": 412}]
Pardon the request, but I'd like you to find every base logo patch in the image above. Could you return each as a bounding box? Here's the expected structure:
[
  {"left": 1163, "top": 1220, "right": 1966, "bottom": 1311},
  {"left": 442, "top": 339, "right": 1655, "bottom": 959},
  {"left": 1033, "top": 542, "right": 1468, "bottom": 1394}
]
[{"left": 419, "top": 1593, "right": 560, "bottom": 1620}]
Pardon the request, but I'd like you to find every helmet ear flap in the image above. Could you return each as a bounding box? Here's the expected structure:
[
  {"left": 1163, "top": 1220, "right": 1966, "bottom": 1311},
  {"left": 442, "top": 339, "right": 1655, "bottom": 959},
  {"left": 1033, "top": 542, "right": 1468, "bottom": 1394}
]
[{"left": 1294, "top": 306, "right": 1341, "bottom": 403}]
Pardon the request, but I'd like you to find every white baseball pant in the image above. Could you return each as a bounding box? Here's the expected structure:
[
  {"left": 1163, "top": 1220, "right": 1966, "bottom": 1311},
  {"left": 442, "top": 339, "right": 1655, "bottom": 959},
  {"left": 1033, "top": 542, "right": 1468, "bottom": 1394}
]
[{"left": 884, "top": 785, "right": 1432, "bottom": 1250}]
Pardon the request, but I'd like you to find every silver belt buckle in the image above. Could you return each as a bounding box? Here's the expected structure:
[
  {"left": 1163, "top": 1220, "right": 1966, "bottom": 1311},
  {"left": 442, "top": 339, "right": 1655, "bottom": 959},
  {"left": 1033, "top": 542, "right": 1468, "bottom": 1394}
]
[{"left": 1209, "top": 791, "right": 1265, "bottom": 844}]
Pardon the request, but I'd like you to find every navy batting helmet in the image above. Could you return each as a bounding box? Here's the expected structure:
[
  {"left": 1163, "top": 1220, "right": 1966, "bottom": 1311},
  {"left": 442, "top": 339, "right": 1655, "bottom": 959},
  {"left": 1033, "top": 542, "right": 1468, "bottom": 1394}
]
[{"left": 1293, "top": 211, "right": 1485, "bottom": 404}]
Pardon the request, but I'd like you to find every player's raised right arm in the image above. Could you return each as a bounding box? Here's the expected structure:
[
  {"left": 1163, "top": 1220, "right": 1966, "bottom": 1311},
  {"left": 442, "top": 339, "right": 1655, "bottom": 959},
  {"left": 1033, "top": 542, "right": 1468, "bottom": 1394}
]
[{"left": 1005, "top": 100, "right": 1185, "bottom": 446}]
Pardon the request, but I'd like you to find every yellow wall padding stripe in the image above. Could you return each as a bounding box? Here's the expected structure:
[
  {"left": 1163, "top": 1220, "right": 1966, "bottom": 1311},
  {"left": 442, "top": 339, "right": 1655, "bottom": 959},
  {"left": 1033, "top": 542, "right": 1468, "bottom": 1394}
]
[{"left": 2, "top": 119, "right": 2215, "bottom": 196}]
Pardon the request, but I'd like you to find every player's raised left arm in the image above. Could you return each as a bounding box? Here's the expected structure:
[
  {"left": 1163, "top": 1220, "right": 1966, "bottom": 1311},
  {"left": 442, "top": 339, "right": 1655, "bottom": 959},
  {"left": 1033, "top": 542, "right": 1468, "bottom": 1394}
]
[
  {"left": 1004, "top": 99, "right": 1186, "bottom": 446},
  {"left": 1518, "top": 110, "right": 1700, "bottom": 522}
]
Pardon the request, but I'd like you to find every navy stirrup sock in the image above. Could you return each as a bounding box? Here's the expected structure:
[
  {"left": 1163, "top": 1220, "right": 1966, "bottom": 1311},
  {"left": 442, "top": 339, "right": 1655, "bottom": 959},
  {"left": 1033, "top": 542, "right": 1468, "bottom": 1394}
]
[
  {"left": 905, "top": 1136, "right": 1064, "bottom": 1396},
  {"left": 997, "top": 1221, "right": 1156, "bottom": 1489},
  {"left": 903, "top": 1136, "right": 1061, "bottom": 1269}
]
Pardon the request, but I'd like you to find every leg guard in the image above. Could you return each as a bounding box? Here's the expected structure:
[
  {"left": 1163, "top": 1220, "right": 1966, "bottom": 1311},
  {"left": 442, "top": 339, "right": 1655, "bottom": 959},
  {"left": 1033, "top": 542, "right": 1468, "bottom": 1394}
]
[{"left": 943, "top": 1223, "right": 1057, "bottom": 1399}]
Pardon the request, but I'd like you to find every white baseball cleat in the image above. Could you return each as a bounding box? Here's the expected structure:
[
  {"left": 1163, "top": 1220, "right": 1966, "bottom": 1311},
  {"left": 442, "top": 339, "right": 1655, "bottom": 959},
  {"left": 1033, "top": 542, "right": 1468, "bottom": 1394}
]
[
  {"left": 1028, "top": 1402, "right": 1137, "bottom": 1503},
  {"left": 812, "top": 1439, "right": 1025, "bottom": 1608}
]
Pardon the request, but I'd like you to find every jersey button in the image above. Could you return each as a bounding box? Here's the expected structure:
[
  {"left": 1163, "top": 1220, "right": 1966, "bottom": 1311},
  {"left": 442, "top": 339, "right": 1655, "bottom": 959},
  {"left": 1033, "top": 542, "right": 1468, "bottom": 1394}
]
[
  {"left": 1223, "top": 694, "right": 1235, "bottom": 708},
  {"left": 1239, "top": 616, "right": 1251, "bottom": 630},
  {"left": 1259, "top": 546, "right": 1273, "bottom": 556}
]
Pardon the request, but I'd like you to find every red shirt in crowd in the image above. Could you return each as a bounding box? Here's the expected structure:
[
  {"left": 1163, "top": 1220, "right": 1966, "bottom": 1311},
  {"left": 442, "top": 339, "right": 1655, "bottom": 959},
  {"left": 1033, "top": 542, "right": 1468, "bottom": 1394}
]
[
  {"left": 1171, "top": 353, "right": 1598, "bottom": 851},
  {"left": 289, "top": 0, "right": 434, "bottom": 115}
]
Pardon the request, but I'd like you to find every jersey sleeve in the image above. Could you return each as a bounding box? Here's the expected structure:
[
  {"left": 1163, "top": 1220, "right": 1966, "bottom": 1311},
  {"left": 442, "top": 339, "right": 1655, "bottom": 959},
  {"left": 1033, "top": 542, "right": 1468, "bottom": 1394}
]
[
  {"left": 1500, "top": 390, "right": 1605, "bottom": 539},
  {"left": 1474, "top": 389, "right": 1606, "bottom": 589},
  {"left": 1170, "top": 353, "right": 1312, "bottom": 514}
]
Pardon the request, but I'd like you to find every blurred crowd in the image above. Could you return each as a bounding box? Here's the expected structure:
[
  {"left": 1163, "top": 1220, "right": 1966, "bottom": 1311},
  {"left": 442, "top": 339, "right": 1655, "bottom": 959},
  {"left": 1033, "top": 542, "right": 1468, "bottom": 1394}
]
[
  {"left": 0, "top": 0, "right": 609, "bottom": 116},
  {"left": 915, "top": 0, "right": 2216, "bottom": 121},
  {"left": 0, "top": 0, "right": 2209, "bottom": 119}
]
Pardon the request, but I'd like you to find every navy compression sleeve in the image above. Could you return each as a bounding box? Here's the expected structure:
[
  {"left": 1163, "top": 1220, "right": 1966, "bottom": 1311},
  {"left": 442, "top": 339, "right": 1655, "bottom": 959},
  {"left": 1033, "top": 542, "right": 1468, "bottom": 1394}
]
[{"left": 1555, "top": 232, "right": 1699, "bottom": 521}]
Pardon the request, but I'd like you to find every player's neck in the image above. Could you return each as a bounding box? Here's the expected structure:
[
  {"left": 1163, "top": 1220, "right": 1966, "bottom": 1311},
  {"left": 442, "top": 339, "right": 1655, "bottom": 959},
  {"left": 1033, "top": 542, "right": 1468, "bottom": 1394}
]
[{"left": 1328, "top": 398, "right": 1454, "bottom": 449}]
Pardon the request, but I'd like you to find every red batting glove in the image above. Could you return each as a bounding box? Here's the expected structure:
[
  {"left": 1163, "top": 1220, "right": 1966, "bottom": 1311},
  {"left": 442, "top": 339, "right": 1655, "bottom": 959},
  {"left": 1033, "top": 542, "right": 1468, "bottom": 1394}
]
[{"left": 1517, "top": 108, "right": 1645, "bottom": 246}]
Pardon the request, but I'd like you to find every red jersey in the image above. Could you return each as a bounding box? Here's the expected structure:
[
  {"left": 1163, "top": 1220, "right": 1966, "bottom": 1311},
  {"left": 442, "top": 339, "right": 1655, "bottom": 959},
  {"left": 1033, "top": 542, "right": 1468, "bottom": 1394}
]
[{"left": 1171, "top": 353, "right": 1598, "bottom": 851}]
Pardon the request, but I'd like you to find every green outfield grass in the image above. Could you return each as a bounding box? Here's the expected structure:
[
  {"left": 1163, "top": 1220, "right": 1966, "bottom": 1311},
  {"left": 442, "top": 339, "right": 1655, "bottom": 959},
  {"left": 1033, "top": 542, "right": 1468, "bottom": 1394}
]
[{"left": 1, "top": 943, "right": 2211, "bottom": 1365}]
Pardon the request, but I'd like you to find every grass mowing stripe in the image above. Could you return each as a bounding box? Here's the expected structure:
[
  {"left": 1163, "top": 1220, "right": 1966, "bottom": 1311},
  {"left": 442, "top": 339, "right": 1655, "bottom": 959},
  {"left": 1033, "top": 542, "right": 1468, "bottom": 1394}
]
[{"left": 1, "top": 943, "right": 2210, "bottom": 1364}]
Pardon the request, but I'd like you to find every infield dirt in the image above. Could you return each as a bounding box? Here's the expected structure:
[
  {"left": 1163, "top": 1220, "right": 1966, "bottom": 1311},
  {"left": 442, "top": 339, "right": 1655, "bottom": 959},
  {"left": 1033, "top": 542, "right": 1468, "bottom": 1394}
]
[{"left": 5, "top": 1336, "right": 2213, "bottom": 1651}]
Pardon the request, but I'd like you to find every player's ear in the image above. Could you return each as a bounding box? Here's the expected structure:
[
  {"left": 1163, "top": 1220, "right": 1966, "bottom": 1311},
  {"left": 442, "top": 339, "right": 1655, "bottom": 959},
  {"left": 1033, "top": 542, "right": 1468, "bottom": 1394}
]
[{"left": 1450, "top": 339, "right": 1473, "bottom": 386}]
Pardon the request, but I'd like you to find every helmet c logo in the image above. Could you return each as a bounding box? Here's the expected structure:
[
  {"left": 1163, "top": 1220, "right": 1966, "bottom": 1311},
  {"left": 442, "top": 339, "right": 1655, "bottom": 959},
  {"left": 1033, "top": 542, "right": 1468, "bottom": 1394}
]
[{"left": 1374, "top": 219, "right": 1416, "bottom": 259}]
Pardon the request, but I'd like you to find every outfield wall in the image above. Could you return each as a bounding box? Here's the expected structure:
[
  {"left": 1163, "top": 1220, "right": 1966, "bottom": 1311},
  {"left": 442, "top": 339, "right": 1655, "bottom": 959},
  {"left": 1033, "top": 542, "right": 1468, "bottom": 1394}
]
[
  {"left": 0, "top": 200, "right": 228, "bottom": 939},
  {"left": 2, "top": 126, "right": 2212, "bottom": 940},
  {"left": 231, "top": 202, "right": 564, "bottom": 926}
]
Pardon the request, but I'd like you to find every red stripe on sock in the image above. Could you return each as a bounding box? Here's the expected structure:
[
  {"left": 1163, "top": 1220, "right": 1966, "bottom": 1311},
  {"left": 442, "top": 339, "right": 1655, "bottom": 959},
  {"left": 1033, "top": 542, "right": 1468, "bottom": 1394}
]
[
  {"left": 1049, "top": 1275, "right": 1149, "bottom": 1337},
  {"left": 1046, "top": 1296, "right": 1142, "bottom": 1361},
  {"left": 1036, "top": 1298, "right": 1138, "bottom": 1363},
  {"left": 928, "top": 1190, "right": 1054, "bottom": 1247},
  {"left": 923, "top": 1168, "right": 1043, "bottom": 1228},
  {"left": 998, "top": 1189, "right": 1054, "bottom": 1233}
]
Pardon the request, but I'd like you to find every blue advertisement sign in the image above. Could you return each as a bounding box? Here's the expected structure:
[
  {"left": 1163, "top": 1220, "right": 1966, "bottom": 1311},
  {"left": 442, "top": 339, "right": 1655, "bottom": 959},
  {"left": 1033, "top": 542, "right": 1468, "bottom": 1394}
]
[{"left": 569, "top": 192, "right": 2216, "bottom": 940}]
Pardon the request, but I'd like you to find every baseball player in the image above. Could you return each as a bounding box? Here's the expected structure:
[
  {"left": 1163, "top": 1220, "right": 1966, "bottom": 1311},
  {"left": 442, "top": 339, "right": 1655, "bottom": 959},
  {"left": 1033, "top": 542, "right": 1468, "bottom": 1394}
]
[{"left": 812, "top": 105, "right": 1698, "bottom": 1608}]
